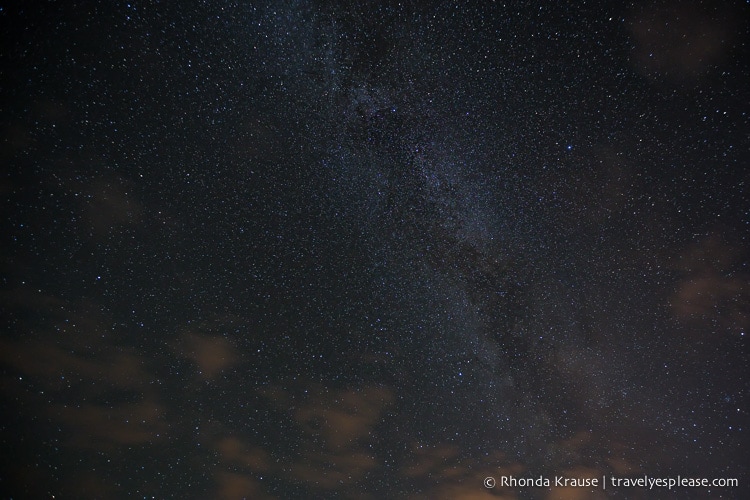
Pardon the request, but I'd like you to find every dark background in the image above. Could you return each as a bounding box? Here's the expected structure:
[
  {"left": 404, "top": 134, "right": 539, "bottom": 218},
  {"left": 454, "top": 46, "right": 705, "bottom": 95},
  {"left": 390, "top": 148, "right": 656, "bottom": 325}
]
[{"left": 1, "top": 1, "right": 748, "bottom": 498}]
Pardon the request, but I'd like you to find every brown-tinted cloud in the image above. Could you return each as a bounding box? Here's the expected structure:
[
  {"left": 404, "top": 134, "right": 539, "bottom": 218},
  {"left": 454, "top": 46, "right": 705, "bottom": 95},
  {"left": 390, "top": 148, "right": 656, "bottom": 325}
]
[
  {"left": 291, "top": 385, "right": 393, "bottom": 492},
  {"left": 0, "top": 291, "right": 152, "bottom": 392},
  {"left": 257, "top": 383, "right": 393, "bottom": 495},
  {"left": 294, "top": 385, "right": 394, "bottom": 450},
  {"left": 204, "top": 383, "right": 396, "bottom": 498},
  {"left": 214, "top": 471, "right": 273, "bottom": 500},
  {"left": 0, "top": 339, "right": 149, "bottom": 390},
  {"left": 670, "top": 233, "right": 749, "bottom": 334},
  {"left": 627, "top": 1, "right": 741, "bottom": 82},
  {"left": 0, "top": 289, "right": 165, "bottom": 454},
  {"left": 215, "top": 436, "right": 272, "bottom": 472},
  {"left": 176, "top": 332, "right": 240, "bottom": 379},
  {"left": 55, "top": 398, "right": 167, "bottom": 449},
  {"left": 396, "top": 424, "right": 653, "bottom": 498},
  {"left": 208, "top": 432, "right": 277, "bottom": 499},
  {"left": 402, "top": 446, "right": 522, "bottom": 500},
  {"left": 402, "top": 443, "right": 462, "bottom": 479}
]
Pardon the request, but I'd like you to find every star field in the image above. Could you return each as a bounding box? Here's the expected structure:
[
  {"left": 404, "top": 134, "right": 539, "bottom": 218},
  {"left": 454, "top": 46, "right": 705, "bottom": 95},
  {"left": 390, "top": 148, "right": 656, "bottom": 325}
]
[{"left": 1, "top": 1, "right": 749, "bottom": 498}]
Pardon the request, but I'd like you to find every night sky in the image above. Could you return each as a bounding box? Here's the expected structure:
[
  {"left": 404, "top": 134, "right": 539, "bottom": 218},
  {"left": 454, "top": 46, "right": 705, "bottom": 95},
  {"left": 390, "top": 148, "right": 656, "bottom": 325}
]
[{"left": 1, "top": 1, "right": 749, "bottom": 499}]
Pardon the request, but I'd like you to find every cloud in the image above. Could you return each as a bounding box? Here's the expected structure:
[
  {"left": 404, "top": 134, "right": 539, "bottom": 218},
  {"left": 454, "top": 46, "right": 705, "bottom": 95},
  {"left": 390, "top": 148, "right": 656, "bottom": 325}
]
[
  {"left": 215, "top": 471, "right": 272, "bottom": 500},
  {"left": 199, "top": 404, "right": 278, "bottom": 498},
  {"left": 257, "top": 383, "right": 393, "bottom": 494},
  {"left": 402, "top": 443, "right": 461, "bottom": 478},
  {"left": 627, "top": 1, "right": 741, "bottom": 82},
  {"left": 215, "top": 437, "right": 271, "bottom": 471},
  {"left": 290, "top": 450, "right": 377, "bottom": 490},
  {"left": 0, "top": 339, "right": 149, "bottom": 390},
  {"left": 0, "top": 290, "right": 166, "bottom": 456},
  {"left": 294, "top": 385, "right": 394, "bottom": 450},
  {"left": 55, "top": 398, "right": 167, "bottom": 450},
  {"left": 670, "top": 233, "right": 749, "bottom": 333},
  {"left": 290, "top": 385, "right": 394, "bottom": 490},
  {"left": 178, "top": 332, "right": 239, "bottom": 379},
  {"left": 0, "top": 291, "right": 152, "bottom": 395},
  {"left": 401, "top": 446, "right": 522, "bottom": 500}
]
